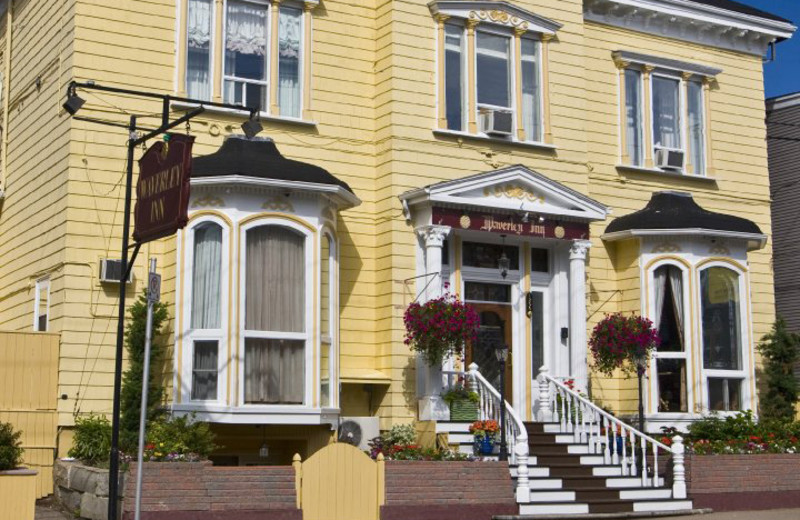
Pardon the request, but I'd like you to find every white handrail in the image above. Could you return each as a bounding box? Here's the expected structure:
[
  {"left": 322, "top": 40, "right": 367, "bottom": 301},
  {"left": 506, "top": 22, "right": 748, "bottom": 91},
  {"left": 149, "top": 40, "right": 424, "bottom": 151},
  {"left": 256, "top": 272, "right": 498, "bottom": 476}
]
[
  {"left": 443, "top": 363, "right": 530, "bottom": 502},
  {"left": 537, "top": 366, "right": 685, "bottom": 498}
]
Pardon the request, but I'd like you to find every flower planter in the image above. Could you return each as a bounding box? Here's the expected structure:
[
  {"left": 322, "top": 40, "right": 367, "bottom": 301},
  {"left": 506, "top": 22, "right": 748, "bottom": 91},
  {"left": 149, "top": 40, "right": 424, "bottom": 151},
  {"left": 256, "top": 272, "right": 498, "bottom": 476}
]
[
  {"left": 0, "top": 469, "right": 37, "bottom": 520},
  {"left": 449, "top": 399, "right": 479, "bottom": 421},
  {"left": 474, "top": 436, "right": 495, "bottom": 455}
]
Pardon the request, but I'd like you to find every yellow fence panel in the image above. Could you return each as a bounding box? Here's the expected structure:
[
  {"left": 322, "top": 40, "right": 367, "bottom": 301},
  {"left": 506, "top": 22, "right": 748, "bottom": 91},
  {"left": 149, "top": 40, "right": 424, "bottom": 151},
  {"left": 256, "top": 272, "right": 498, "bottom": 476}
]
[
  {"left": 297, "top": 443, "right": 384, "bottom": 520},
  {"left": 0, "top": 332, "right": 60, "bottom": 498}
]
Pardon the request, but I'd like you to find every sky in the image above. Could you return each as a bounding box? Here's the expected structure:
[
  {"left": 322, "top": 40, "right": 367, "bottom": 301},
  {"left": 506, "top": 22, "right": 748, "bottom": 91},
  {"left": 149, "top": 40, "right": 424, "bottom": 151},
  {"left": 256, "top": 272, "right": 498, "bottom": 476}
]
[{"left": 741, "top": 0, "right": 800, "bottom": 99}]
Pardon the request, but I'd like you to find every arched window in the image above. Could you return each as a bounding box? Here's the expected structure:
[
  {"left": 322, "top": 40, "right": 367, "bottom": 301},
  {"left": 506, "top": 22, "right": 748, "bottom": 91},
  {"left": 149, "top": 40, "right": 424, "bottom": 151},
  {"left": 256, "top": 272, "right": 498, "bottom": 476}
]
[
  {"left": 651, "top": 264, "right": 688, "bottom": 413},
  {"left": 189, "top": 221, "right": 225, "bottom": 401},
  {"left": 243, "top": 224, "right": 307, "bottom": 405},
  {"left": 700, "top": 266, "right": 744, "bottom": 411}
]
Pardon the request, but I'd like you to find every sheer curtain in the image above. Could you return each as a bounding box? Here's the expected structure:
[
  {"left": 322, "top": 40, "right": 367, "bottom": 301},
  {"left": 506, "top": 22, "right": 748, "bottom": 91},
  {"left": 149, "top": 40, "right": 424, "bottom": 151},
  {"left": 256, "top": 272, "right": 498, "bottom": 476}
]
[
  {"left": 669, "top": 267, "right": 684, "bottom": 342},
  {"left": 245, "top": 226, "right": 305, "bottom": 404},
  {"left": 521, "top": 38, "right": 540, "bottom": 142},
  {"left": 278, "top": 7, "right": 302, "bottom": 118},
  {"left": 226, "top": 0, "right": 268, "bottom": 56},
  {"left": 625, "top": 69, "right": 643, "bottom": 165},
  {"left": 653, "top": 266, "right": 667, "bottom": 330},
  {"left": 652, "top": 76, "right": 680, "bottom": 149},
  {"left": 224, "top": 0, "right": 268, "bottom": 108},
  {"left": 192, "top": 223, "right": 222, "bottom": 329},
  {"left": 187, "top": 0, "right": 212, "bottom": 100}
]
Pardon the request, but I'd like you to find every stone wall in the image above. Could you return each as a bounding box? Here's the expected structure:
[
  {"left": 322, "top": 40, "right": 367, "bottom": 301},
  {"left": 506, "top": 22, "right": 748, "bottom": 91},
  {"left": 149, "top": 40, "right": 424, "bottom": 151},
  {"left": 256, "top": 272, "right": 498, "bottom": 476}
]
[
  {"left": 686, "top": 454, "right": 800, "bottom": 511},
  {"left": 54, "top": 461, "right": 120, "bottom": 520},
  {"left": 380, "top": 461, "right": 517, "bottom": 520}
]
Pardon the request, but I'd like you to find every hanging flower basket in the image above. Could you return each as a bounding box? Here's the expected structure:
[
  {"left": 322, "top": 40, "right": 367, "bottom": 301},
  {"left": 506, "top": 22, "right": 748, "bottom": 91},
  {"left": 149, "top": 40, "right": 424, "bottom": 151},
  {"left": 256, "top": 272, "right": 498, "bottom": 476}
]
[
  {"left": 404, "top": 291, "right": 479, "bottom": 366},
  {"left": 589, "top": 313, "right": 660, "bottom": 377}
]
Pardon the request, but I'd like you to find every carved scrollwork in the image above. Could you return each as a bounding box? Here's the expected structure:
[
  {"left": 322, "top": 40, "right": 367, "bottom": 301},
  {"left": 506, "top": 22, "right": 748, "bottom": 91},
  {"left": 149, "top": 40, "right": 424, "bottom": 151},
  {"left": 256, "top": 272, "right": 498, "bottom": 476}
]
[
  {"left": 483, "top": 184, "right": 544, "bottom": 203},
  {"left": 191, "top": 195, "right": 225, "bottom": 208},
  {"left": 709, "top": 244, "right": 730, "bottom": 256},
  {"left": 468, "top": 10, "right": 529, "bottom": 30},
  {"left": 262, "top": 196, "right": 294, "bottom": 212},
  {"left": 651, "top": 242, "right": 682, "bottom": 253}
]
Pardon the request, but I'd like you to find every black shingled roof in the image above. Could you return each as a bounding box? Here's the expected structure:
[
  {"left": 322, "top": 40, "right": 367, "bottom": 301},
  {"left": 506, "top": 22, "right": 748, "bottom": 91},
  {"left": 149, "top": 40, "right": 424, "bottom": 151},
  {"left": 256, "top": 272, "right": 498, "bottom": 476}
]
[
  {"left": 686, "top": 0, "right": 792, "bottom": 24},
  {"left": 192, "top": 135, "right": 354, "bottom": 194},
  {"left": 605, "top": 191, "right": 762, "bottom": 235}
]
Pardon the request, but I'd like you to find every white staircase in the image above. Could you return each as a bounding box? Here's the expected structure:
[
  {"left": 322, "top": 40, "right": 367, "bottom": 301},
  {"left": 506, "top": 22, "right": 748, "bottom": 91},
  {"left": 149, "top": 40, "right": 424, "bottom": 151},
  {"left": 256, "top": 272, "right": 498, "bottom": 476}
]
[{"left": 437, "top": 364, "right": 695, "bottom": 517}]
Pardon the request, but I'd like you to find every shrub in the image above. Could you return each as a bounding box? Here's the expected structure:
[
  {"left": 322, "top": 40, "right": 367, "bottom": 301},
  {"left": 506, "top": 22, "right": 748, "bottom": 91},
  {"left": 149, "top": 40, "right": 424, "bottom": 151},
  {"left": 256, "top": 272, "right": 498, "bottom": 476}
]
[
  {"left": 589, "top": 313, "right": 659, "bottom": 377},
  {"left": 120, "top": 291, "right": 169, "bottom": 453},
  {"left": 381, "top": 423, "right": 416, "bottom": 446},
  {"left": 143, "top": 414, "right": 217, "bottom": 462},
  {"left": 404, "top": 291, "right": 479, "bottom": 366},
  {"left": 442, "top": 383, "right": 479, "bottom": 405},
  {"left": 0, "top": 421, "right": 24, "bottom": 471},
  {"left": 69, "top": 414, "right": 112, "bottom": 467},
  {"left": 677, "top": 411, "right": 800, "bottom": 455},
  {"left": 757, "top": 318, "right": 800, "bottom": 420}
]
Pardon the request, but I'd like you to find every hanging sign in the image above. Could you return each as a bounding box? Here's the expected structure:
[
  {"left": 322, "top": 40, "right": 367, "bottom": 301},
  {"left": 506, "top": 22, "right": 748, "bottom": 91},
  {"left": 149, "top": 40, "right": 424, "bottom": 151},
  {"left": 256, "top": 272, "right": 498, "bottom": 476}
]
[
  {"left": 133, "top": 133, "right": 194, "bottom": 244},
  {"left": 432, "top": 207, "right": 589, "bottom": 240}
]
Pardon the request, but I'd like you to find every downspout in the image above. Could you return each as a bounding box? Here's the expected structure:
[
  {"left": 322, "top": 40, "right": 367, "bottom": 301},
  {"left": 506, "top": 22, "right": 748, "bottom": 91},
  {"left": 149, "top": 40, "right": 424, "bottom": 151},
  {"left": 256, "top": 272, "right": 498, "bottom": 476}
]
[{"left": 1, "top": 0, "right": 12, "bottom": 200}]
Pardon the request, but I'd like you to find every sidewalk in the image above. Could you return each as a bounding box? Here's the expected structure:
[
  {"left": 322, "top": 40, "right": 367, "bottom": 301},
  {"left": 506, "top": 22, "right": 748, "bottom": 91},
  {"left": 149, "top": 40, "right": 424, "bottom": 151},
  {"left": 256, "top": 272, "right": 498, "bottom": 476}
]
[
  {"left": 34, "top": 504, "right": 71, "bottom": 520},
  {"left": 670, "top": 510, "right": 800, "bottom": 520}
]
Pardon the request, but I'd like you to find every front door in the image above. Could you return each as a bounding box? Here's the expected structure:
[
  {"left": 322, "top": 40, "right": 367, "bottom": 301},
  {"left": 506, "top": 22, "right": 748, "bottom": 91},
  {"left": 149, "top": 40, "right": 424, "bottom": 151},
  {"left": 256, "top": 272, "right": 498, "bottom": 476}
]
[{"left": 464, "top": 282, "right": 513, "bottom": 402}]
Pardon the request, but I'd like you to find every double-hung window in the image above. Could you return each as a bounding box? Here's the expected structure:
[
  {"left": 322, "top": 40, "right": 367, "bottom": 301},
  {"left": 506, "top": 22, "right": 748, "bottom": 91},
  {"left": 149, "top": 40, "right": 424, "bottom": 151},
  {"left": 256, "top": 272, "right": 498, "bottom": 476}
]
[
  {"left": 184, "top": 0, "right": 307, "bottom": 118},
  {"left": 617, "top": 53, "right": 715, "bottom": 176},
  {"left": 651, "top": 264, "right": 689, "bottom": 414}
]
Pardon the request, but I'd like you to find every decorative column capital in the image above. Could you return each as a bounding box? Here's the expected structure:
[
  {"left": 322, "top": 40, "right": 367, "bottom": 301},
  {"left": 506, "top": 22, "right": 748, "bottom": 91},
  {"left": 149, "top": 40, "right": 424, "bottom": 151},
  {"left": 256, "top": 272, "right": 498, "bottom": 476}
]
[
  {"left": 436, "top": 13, "right": 450, "bottom": 24},
  {"left": 513, "top": 26, "right": 527, "bottom": 37},
  {"left": 540, "top": 33, "right": 554, "bottom": 43},
  {"left": 681, "top": 71, "right": 694, "bottom": 81},
  {"left": 569, "top": 239, "right": 591, "bottom": 261},
  {"left": 417, "top": 225, "right": 451, "bottom": 248},
  {"left": 613, "top": 58, "right": 630, "bottom": 70},
  {"left": 465, "top": 18, "right": 479, "bottom": 32}
]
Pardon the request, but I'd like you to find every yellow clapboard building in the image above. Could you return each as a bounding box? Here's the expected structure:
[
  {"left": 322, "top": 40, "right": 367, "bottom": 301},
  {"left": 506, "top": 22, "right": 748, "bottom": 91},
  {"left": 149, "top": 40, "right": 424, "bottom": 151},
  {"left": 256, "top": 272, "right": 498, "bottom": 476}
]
[{"left": 0, "top": 0, "right": 793, "bottom": 473}]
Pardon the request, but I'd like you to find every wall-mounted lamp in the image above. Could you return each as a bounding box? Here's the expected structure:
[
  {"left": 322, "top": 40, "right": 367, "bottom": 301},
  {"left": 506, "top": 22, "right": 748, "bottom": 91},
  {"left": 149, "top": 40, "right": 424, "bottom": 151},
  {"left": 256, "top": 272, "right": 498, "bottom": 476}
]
[
  {"left": 498, "top": 234, "right": 510, "bottom": 279},
  {"left": 258, "top": 426, "right": 269, "bottom": 458}
]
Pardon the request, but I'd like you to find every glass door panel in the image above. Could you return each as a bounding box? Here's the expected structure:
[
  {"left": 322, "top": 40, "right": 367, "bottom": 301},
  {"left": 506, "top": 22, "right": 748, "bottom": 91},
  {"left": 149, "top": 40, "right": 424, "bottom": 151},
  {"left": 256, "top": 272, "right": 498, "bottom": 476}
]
[
  {"left": 465, "top": 281, "right": 513, "bottom": 402},
  {"left": 529, "top": 291, "right": 544, "bottom": 374}
]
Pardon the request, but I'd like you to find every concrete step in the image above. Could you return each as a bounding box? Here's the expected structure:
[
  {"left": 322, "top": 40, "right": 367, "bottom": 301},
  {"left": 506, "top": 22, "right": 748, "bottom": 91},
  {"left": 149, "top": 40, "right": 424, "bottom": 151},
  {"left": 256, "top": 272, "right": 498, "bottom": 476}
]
[
  {"left": 527, "top": 490, "right": 576, "bottom": 502},
  {"left": 519, "top": 502, "right": 590, "bottom": 515},
  {"left": 510, "top": 465, "right": 550, "bottom": 478},
  {"left": 633, "top": 499, "right": 693, "bottom": 512},
  {"left": 526, "top": 477, "right": 564, "bottom": 490}
]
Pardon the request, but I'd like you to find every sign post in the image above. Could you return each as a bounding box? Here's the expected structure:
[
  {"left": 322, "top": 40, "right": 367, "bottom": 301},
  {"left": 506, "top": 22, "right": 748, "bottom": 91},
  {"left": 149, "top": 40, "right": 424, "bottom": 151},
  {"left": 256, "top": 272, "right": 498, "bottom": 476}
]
[{"left": 134, "top": 259, "right": 160, "bottom": 520}]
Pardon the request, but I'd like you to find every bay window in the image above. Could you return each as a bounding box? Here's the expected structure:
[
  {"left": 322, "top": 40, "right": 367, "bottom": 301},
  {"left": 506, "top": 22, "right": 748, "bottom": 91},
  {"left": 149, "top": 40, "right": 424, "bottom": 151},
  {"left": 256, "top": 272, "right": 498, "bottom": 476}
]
[
  {"left": 651, "top": 264, "right": 688, "bottom": 413},
  {"left": 244, "top": 225, "right": 307, "bottom": 404},
  {"left": 182, "top": 0, "right": 312, "bottom": 118},
  {"left": 700, "top": 266, "right": 746, "bottom": 412}
]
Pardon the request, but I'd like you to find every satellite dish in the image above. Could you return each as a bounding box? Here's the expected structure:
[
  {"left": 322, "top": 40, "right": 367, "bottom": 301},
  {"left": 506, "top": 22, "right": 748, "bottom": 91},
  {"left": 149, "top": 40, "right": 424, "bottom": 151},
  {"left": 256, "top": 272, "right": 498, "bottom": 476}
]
[{"left": 337, "top": 420, "right": 363, "bottom": 447}]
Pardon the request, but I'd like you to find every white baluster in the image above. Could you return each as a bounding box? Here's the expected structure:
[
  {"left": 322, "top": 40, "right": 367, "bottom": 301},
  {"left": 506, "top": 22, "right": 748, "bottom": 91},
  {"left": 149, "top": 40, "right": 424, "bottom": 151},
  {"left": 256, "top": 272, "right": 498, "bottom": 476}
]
[
  {"left": 640, "top": 436, "right": 647, "bottom": 487},
  {"left": 630, "top": 432, "right": 638, "bottom": 477},
  {"left": 602, "top": 417, "right": 610, "bottom": 464},
  {"left": 537, "top": 366, "right": 551, "bottom": 422},
  {"left": 652, "top": 442, "right": 659, "bottom": 488},
  {"left": 620, "top": 426, "right": 628, "bottom": 476},
  {"left": 515, "top": 441, "right": 530, "bottom": 503},
  {"left": 611, "top": 423, "right": 619, "bottom": 465},
  {"left": 672, "top": 435, "right": 687, "bottom": 499},
  {"left": 559, "top": 389, "right": 567, "bottom": 431}
]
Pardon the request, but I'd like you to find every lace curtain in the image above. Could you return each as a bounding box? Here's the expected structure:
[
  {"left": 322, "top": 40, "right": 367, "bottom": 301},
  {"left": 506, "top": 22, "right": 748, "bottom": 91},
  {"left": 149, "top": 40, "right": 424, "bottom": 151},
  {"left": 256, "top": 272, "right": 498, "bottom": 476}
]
[
  {"left": 278, "top": 7, "right": 302, "bottom": 117},
  {"left": 191, "top": 223, "right": 222, "bottom": 329},
  {"left": 226, "top": 0, "right": 268, "bottom": 56},
  {"left": 187, "top": 0, "right": 212, "bottom": 99}
]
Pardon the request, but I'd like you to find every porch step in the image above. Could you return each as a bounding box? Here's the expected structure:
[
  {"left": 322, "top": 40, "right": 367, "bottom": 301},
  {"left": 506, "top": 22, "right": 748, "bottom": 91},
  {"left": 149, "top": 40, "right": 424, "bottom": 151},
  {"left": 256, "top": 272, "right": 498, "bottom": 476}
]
[{"left": 519, "top": 502, "right": 590, "bottom": 515}]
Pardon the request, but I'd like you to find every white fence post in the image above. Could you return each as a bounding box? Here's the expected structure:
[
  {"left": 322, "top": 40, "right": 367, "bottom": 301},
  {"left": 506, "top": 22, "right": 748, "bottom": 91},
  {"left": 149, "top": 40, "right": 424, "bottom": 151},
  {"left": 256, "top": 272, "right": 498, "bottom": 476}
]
[
  {"left": 671, "top": 435, "right": 687, "bottom": 499},
  {"left": 537, "top": 366, "right": 551, "bottom": 422}
]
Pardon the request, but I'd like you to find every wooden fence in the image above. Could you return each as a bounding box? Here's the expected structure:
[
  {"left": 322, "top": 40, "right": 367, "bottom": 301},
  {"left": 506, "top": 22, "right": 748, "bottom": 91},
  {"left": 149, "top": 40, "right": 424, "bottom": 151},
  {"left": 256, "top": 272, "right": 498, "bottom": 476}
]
[
  {"left": 0, "top": 331, "right": 60, "bottom": 498},
  {"left": 294, "top": 443, "right": 384, "bottom": 520}
]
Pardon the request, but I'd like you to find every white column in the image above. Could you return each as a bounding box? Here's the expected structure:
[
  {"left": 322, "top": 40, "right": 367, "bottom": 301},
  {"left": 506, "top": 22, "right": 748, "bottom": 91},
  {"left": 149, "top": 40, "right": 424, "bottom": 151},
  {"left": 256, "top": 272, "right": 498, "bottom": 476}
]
[
  {"left": 416, "top": 224, "right": 451, "bottom": 421},
  {"left": 569, "top": 240, "right": 591, "bottom": 392}
]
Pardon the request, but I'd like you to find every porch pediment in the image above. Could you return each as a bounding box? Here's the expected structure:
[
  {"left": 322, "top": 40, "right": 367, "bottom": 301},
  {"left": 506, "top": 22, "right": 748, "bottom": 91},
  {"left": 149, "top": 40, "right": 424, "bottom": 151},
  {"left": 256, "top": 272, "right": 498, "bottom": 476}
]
[{"left": 400, "top": 165, "right": 609, "bottom": 222}]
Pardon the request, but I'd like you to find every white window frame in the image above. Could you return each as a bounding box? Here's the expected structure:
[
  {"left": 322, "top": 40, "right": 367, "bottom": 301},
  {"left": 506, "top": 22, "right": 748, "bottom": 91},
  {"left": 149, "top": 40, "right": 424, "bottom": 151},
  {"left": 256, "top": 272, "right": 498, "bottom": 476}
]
[
  {"left": 238, "top": 217, "right": 314, "bottom": 409},
  {"left": 474, "top": 26, "right": 515, "bottom": 114},
  {"left": 646, "top": 260, "right": 694, "bottom": 417},
  {"left": 33, "top": 277, "right": 50, "bottom": 332},
  {"left": 650, "top": 71, "right": 685, "bottom": 167},
  {"left": 182, "top": 216, "right": 230, "bottom": 404},
  {"left": 696, "top": 262, "right": 753, "bottom": 413},
  {"left": 222, "top": 0, "right": 272, "bottom": 110},
  {"left": 320, "top": 230, "right": 337, "bottom": 409}
]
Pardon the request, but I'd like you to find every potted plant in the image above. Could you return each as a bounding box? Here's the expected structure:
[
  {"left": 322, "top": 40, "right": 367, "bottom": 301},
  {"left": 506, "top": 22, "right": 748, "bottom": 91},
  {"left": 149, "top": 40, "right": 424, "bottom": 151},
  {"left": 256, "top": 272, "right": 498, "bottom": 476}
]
[
  {"left": 442, "top": 382, "right": 480, "bottom": 421},
  {"left": 0, "top": 421, "right": 36, "bottom": 520},
  {"left": 590, "top": 313, "right": 659, "bottom": 432},
  {"left": 404, "top": 291, "right": 479, "bottom": 366},
  {"left": 469, "top": 420, "right": 499, "bottom": 455}
]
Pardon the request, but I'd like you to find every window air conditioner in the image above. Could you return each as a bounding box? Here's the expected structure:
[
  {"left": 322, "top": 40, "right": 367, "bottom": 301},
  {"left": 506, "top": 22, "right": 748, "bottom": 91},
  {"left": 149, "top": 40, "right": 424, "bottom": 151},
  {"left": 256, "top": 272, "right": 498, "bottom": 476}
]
[
  {"left": 479, "top": 109, "right": 513, "bottom": 137},
  {"left": 654, "top": 147, "right": 684, "bottom": 171},
  {"left": 99, "top": 259, "right": 133, "bottom": 284}
]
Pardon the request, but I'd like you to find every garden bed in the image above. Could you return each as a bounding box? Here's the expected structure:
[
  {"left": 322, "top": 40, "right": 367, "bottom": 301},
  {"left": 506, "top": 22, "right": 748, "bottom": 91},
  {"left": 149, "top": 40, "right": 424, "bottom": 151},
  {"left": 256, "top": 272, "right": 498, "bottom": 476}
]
[{"left": 686, "top": 454, "right": 800, "bottom": 511}]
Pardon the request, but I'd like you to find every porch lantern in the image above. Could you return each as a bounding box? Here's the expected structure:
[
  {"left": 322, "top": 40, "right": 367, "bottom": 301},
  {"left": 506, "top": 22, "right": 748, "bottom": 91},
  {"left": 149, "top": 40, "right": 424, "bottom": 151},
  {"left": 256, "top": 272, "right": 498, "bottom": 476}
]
[
  {"left": 498, "top": 234, "right": 510, "bottom": 279},
  {"left": 259, "top": 426, "right": 269, "bottom": 459},
  {"left": 495, "top": 343, "right": 509, "bottom": 461}
]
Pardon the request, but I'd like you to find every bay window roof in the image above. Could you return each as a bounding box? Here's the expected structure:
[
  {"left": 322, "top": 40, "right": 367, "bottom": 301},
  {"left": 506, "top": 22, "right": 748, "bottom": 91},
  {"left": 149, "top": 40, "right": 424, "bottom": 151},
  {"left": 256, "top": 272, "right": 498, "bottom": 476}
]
[
  {"left": 603, "top": 191, "right": 766, "bottom": 249},
  {"left": 192, "top": 135, "right": 360, "bottom": 208}
]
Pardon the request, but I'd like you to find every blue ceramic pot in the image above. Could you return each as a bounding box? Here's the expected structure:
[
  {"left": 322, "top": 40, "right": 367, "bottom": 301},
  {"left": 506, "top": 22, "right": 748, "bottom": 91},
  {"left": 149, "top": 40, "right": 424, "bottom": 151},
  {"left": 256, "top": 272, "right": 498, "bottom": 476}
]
[{"left": 475, "top": 436, "right": 494, "bottom": 455}]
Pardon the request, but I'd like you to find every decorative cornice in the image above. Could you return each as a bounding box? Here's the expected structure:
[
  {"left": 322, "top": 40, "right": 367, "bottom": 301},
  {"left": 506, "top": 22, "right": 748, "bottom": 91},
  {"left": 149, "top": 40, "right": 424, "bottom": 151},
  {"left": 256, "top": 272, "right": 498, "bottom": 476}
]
[
  {"left": 191, "top": 195, "right": 225, "bottom": 208},
  {"left": 585, "top": 0, "right": 795, "bottom": 56},
  {"left": 429, "top": 0, "right": 562, "bottom": 34},
  {"left": 483, "top": 184, "right": 545, "bottom": 203},
  {"left": 612, "top": 50, "right": 722, "bottom": 77},
  {"left": 469, "top": 9, "right": 529, "bottom": 31}
]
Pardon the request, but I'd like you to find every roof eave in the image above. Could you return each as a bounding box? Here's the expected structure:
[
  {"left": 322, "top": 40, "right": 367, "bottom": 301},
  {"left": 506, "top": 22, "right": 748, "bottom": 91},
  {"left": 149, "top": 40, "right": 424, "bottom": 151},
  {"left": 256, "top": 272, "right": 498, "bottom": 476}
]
[
  {"left": 601, "top": 228, "right": 767, "bottom": 251},
  {"left": 192, "top": 175, "right": 361, "bottom": 209}
]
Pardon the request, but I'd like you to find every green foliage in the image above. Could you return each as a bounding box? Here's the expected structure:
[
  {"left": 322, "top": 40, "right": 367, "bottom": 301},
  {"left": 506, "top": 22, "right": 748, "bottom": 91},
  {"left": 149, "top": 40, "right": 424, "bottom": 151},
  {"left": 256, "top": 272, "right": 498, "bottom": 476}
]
[
  {"left": 69, "top": 415, "right": 112, "bottom": 467},
  {"left": 144, "top": 414, "right": 217, "bottom": 461},
  {"left": 0, "top": 421, "right": 24, "bottom": 471},
  {"left": 757, "top": 318, "right": 800, "bottom": 420},
  {"left": 120, "top": 291, "right": 169, "bottom": 453},
  {"left": 381, "top": 423, "right": 417, "bottom": 446},
  {"left": 442, "top": 383, "right": 479, "bottom": 405},
  {"left": 680, "top": 411, "right": 800, "bottom": 454}
]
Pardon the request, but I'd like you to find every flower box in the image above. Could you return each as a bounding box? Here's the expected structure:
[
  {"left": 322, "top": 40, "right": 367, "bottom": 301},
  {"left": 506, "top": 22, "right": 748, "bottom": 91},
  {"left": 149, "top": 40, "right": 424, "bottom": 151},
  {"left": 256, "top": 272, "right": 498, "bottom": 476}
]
[
  {"left": 0, "top": 469, "right": 37, "bottom": 520},
  {"left": 449, "top": 399, "right": 479, "bottom": 421}
]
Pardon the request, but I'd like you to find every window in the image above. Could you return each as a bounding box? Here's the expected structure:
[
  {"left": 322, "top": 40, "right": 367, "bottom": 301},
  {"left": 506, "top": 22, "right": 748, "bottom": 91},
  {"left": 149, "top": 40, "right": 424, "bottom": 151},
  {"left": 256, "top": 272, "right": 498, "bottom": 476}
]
[
  {"left": 442, "top": 23, "right": 543, "bottom": 142},
  {"left": 700, "top": 266, "right": 746, "bottom": 411},
  {"left": 621, "top": 65, "right": 708, "bottom": 175},
  {"left": 651, "top": 265, "right": 688, "bottom": 413},
  {"left": 320, "top": 234, "right": 334, "bottom": 408},
  {"left": 189, "top": 221, "right": 224, "bottom": 401},
  {"left": 34, "top": 278, "right": 50, "bottom": 332},
  {"left": 243, "top": 225, "right": 306, "bottom": 404},
  {"left": 462, "top": 241, "right": 519, "bottom": 270},
  {"left": 183, "top": 0, "right": 307, "bottom": 117}
]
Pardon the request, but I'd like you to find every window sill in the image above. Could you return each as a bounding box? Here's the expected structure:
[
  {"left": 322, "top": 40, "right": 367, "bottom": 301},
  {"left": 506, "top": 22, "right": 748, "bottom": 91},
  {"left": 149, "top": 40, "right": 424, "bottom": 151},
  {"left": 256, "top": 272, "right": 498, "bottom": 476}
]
[
  {"left": 172, "top": 403, "right": 341, "bottom": 425},
  {"left": 171, "top": 100, "right": 317, "bottom": 128},
  {"left": 616, "top": 164, "right": 717, "bottom": 183},
  {"left": 433, "top": 128, "right": 557, "bottom": 151}
]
